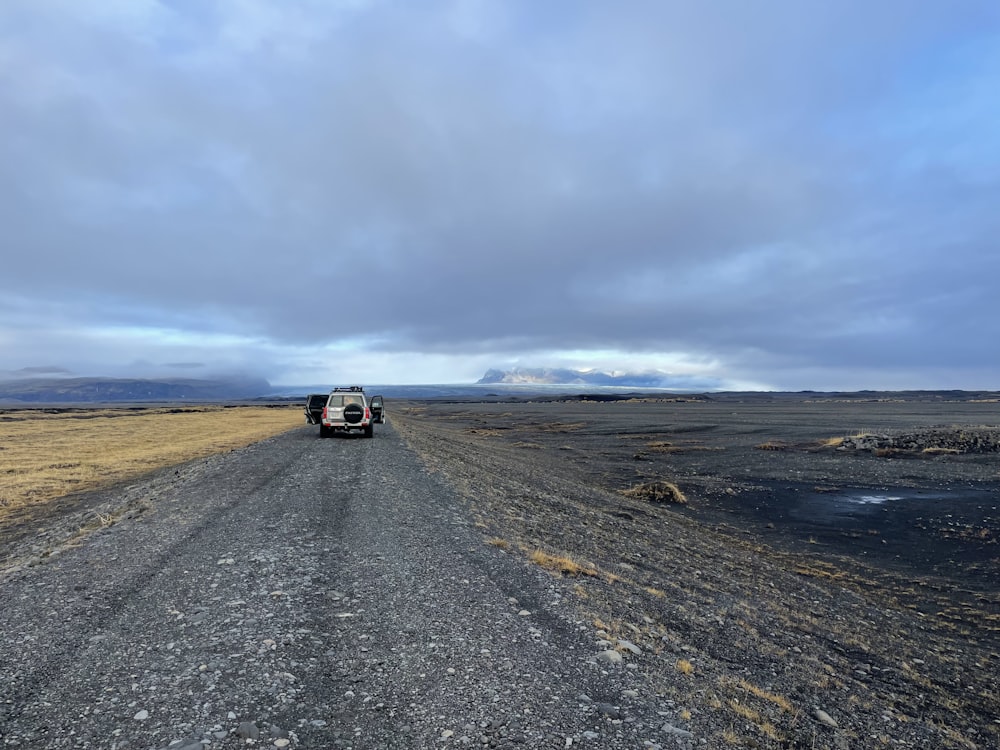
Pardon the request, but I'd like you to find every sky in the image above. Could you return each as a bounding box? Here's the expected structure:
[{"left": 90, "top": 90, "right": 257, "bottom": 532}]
[{"left": 2, "top": 1, "right": 999, "bottom": 391}]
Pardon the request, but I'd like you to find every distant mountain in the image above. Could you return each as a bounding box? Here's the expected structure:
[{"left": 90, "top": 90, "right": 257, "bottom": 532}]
[
  {"left": 477, "top": 367, "right": 681, "bottom": 388},
  {"left": 0, "top": 376, "right": 271, "bottom": 403}
]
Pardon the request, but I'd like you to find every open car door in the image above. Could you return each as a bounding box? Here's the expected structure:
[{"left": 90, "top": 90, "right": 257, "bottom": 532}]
[
  {"left": 369, "top": 395, "right": 385, "bottom": 424},
  {"left": 304, "top": 394, "right": 326, "bottom": 425}
]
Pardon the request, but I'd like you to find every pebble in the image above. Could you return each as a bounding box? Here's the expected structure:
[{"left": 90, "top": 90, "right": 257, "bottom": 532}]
[
  {"left": 617, "top": 639, "right": 642, "bottom": 655},
  {"left": 597, "top": 649, "right": 623, "bottom": 664},
  {"left": 596, "top": 703, "right": 621, "bottom": 719},
  {"left": 814, "top": 709, "right": 838, "bottom": 728},
  {"left": 662, "top": 723, "right": 693, "bottom": 738},
  {"left": 236, "top": 721, "right": 260, "bottom": 740},
  {"left": 133, "top": 709, "right": 149, "bottom": 721}
]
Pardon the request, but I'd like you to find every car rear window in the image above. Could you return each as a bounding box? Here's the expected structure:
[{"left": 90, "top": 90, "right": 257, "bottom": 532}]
[{"left": 327, "top": 394, "right": 364, "bottom": 406}]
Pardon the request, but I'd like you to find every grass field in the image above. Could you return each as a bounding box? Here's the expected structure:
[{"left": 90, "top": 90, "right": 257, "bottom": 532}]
[{"left": 0, "top": 405, "right": 301, "bottom": 521}]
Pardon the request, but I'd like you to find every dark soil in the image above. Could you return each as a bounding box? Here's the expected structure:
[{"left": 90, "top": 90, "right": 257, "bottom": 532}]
[{"left": 391, "top": 395, "right": 1000, "bottom": 749}]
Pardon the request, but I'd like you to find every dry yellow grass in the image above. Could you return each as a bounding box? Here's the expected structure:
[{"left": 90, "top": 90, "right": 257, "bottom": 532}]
[
  {"left": 528, "top": 548, "right": 598, "bottom": 577},
  {"left": 734, "top": 679, "right": 794, "bottom": 713},
  {"left": 621, "top": 480, "right": 687, "bottom": 504},
  {"left": 0, "top": 406, "right": 300, "bottom": 520},
  {"left": 755, "top": 441, "right": 790, "bottom": 451},
  {"left": 922, "top": 446, "right": 961, "bottom": 455}
]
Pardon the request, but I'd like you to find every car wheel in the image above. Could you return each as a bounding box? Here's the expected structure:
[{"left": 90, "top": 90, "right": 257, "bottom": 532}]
[
  {"left": 319, "top": 425, "right": 329, "bottom": 438},
  {"left": 364, "top": 424, "right": 374, "bottom": 438}
]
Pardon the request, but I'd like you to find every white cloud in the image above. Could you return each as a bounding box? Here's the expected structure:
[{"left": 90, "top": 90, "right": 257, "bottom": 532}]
[{"left": 2, "top": 1, "right": 999, "bottom": 389}]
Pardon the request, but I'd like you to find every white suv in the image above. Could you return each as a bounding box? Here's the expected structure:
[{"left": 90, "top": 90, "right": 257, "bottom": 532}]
[{"left": 320, "top": 386, "right": 377, "bottom": 438}]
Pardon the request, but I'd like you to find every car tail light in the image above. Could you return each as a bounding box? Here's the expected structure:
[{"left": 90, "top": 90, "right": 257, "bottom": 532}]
[
  {"left": 365, "top": 407, "right": 371, "bottom": 419},
  {"left": 322, "top": 406, "right": 328, "bottom": 419}
]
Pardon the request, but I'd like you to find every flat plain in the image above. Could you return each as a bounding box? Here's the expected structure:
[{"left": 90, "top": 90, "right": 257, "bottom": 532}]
[
  {"left": 391, "top": 394, "right": 1000, "bottom": 748},
  {"left": 2, "top": 394, "right": 998, "bottom": 747}
]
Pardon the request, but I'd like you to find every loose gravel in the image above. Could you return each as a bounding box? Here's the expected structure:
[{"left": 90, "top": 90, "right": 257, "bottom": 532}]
[{"left": 1, "top": 425, "right": 685, "bottom": 749}]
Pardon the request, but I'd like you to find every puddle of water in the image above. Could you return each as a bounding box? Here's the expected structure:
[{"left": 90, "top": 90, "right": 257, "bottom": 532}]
[
  {"left": 789, "top": 489, "right": 951, "bottom": 523},
  {"left": 845, "top": 494, "right": 903, "bottom": 506},
  {"left": 700, "top": 482, "right": 1000, "bottom": 586}
]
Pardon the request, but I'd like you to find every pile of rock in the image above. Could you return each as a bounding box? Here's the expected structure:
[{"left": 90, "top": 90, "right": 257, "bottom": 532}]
[{"left": 838, "top": 426, "right": 1000, "bottom": 454}]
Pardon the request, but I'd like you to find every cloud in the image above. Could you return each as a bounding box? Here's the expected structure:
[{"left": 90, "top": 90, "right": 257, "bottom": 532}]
[
  {"left": 7, "top": 366, "right": 74, "bottom": 378},
  {"left": 2, "top": 1, "right": 999, "bottom": 388}
]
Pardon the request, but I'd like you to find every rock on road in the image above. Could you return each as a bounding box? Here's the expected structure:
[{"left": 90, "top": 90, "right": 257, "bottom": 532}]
[{"left": 0, "top": 424, "right": 672, "bottom": 749}]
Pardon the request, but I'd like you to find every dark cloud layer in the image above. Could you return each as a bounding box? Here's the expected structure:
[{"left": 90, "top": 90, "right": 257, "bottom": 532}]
[{"left": 2, "top": 1, "right": 998, "bottom": 388}]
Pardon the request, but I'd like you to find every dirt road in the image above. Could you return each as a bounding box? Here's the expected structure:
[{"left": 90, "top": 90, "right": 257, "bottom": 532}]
[{"left": 0, "top": 425, "right": 675, "bottom": 749}]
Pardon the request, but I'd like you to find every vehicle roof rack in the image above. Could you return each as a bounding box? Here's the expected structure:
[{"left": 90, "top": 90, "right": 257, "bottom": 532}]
[{"left": 331, "top": 385, "right": 364, "bottom": 392}]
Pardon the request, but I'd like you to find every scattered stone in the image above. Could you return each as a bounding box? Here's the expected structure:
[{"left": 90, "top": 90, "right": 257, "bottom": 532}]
[
  {"left": 617, "top": 639, "right": 642, "bottom": 655},
  {"left": 662, "top": 723, "right": 693, "bottom": 738},
  {"left": 236, "top": 721, "right": 260, "bottom": 740},
  {"left": 597, "top": 649, "right": 623, "bottom": 664},
  {"left": 814, "top": 709, "right": 838, "bottom": 728},
  {"left": 596, "top": 703, "right": 621, "bottom": 719},
  {"left": 133, "top": 709, "right": 149, "bottom": 721}
]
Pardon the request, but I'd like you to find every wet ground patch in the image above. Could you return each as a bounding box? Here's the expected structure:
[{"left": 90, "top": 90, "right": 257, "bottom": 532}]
[{"left": 690, "top": 480, "right": 1000, "bottom": 588}]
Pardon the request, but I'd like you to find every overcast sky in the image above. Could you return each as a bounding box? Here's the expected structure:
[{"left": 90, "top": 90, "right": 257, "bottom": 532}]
[{"left": 2, "top": 1, "right": 998, "bottom": 390}]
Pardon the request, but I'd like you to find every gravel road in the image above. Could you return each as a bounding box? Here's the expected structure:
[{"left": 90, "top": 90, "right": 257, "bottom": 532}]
[{"left": 0, "top": 424, "right": 674, "bottom": 750}]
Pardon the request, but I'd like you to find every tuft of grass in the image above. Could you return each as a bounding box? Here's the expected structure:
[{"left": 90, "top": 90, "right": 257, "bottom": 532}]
[
  {"left": 676, "top": 658, "right": 694, "bottom": 675},
  {"left": 528, "top": 549, "right": 597, "bottom": 577},
  {"left": 755, "top": 441, "right": 790, "bottom": 451},
  {"left": 647, "top": 440, "right": 673, "bottom": 449},
  {"left": 647, "top": 441, "right": 716, "bottom": 454},
  {"left": 487, "top": 537, "right": 510, "bottom": 549},
  {"left": 727, "top": 700, "right": 760, "bottom": 723},
  {"left": 794, "top": 564, "right": 844, "bottom": 581},
  {"left": 719, "top": 728, "right": 740, "bottom": 745},
  {"left": 736, "top": 679, "right": 794, "bottom": 713},
  {"left": 922, "top": 446, "right": 961, "bottom": 455},
  {"left": 621, "top": 480, "right": 687, "bottom": 504}
]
